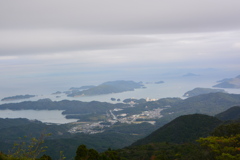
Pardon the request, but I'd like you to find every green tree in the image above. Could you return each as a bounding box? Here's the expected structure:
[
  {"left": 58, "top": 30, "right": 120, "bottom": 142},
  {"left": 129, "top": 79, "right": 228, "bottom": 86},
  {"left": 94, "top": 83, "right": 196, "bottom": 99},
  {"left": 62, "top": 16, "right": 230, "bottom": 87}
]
[
  {"left": 197, "top": 122, "right": 240, "bottom": 160},
  {"left": 99, "top": 148, "right": 120, "bottom": 160},
  {"left": 211, "top": 122, "right": 240, "bottom": 137},
  {"left": 198, "top": 134, "right": 240, "bottom": 160},
  {"left": 75, "top": 145, "right": 89, "bottom": 160},
  {"left": 88, "top": 149, "right": 99, "bottom": 160},
  {"left": 38, "top": 154, "right": 52, "bottom": 160},
  {"left": 75, "top": 145, "right": 100, "bottom": 160}
]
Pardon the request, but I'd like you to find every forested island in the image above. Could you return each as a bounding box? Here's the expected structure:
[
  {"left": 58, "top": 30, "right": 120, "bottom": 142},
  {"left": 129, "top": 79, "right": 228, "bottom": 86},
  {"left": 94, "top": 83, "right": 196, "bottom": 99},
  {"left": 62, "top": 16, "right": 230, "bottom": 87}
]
[
  {"left": 1, "top": 94, "right": 36, "bottom": 101},
  {"left": 66, "top": 80, "right": 145, "bottom": 97}
]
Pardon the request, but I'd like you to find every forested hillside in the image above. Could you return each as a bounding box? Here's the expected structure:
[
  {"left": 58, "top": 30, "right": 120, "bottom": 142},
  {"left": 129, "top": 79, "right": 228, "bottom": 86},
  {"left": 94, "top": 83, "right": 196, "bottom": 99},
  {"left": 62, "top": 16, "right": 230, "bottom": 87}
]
[
  {"left": 215, "top": 106, "right": 240, "bottom": 121},
  {"left": 1, "top": 93, "right": 240, "bottom": 159},
  {"left": 132, "top": 114, "right": 222, "bottom": 146},
  {"left": 1, "top": 106, "right": 240, "bottom": 160}
]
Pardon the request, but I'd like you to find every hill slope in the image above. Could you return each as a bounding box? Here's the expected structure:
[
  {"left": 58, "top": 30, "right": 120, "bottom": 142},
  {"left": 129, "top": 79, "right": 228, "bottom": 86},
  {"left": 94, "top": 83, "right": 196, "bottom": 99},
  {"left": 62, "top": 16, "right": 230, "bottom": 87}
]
[
  {"left": 215, "top": 106, "right": 240, "bottom": 121},
  {"left": 132, "top": 114, "right": 222, "bottom": 146},
  {"left": 183, "top": 87, "right": 226, "bottom": 97},
  {"left": 161, "top": 92, "right": 240, "bottom": 117}
]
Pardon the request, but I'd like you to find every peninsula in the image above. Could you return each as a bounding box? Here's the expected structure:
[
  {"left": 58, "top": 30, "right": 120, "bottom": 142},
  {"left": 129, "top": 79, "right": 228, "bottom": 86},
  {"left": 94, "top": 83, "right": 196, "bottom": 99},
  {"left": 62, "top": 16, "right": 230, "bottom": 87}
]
[
  {"left": 213, "top": 75, "right": 240, "bottom": 88},
  {"left": 183, "top": 87, "right": 226, "bottom": 97}
]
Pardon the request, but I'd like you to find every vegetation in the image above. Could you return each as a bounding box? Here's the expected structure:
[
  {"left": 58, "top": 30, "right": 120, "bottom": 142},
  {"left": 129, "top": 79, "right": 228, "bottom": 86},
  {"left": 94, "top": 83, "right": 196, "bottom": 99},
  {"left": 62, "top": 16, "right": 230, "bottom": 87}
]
[
  {"left": 0, "top": 133, "right": 51, "bottom": 160},
  {"left": 3, "top": 122, "right": 240, "bottom": 160},
  {"left": 161, "top": 92, "right": 240, "bottom": 117},
  {"left": 117, "top": 122, "right": 240, "bottom": 160},
  {"left": 132, "top": 114, "right": 222, "bottom": 146},
  {"left": 197, "top": 122, "right": 240, "bottom": 160},
  {"left": 67, "top": 80, "right": 144, "bottom": 97},
  {"left": 1, "top": 112, "right": 240, "bottom": 159},
  {"left": 75, "top": 145, "right": 121, "bottom": 160},
  {"left": 0, "top": 99, "right": 127, "bottom": 116},
  {"left": 122, "top": 98, "right": 147, "bottom": 104},
  {"left": 1, "top": 93, "right": 240, "bottom": 159},
  {"left": 1, "top": 92, "right": 239, "bottom": 122},
  {"left": 215, "top": 106, "right": 240, "bottom": 121},
  {"left": 183, "top": 87, "right": 226, "bottom": 97}
]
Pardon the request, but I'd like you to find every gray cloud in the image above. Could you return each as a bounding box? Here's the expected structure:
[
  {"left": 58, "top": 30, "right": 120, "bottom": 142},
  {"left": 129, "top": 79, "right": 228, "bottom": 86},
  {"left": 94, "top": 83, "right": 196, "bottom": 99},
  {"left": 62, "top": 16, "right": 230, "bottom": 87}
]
[
  {"left": 0, "top": 0, "right": 240, "bottom": 92},
  {"left": 1, "top": 0, "right": 240, "bottom": 33},
  {"left": 0, "top": 29, "right": 157, "bottom": 56}
]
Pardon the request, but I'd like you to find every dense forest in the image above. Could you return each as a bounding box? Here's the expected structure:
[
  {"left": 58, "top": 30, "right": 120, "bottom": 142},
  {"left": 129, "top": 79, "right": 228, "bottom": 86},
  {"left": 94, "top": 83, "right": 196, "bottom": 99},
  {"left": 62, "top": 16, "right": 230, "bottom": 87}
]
[{"left": 1, "top": 107, "right": 240, "bottom": 159}]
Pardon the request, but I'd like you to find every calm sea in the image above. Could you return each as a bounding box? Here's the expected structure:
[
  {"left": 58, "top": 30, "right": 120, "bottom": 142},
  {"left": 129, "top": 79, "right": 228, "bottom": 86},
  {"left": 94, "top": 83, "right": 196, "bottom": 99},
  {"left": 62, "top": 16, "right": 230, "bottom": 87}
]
[
  {"left": 0, "top": 109, "right": 78, "bottom": 124},
  {"left": 0, "top": 77, "right": 239, "bottom": 124}
]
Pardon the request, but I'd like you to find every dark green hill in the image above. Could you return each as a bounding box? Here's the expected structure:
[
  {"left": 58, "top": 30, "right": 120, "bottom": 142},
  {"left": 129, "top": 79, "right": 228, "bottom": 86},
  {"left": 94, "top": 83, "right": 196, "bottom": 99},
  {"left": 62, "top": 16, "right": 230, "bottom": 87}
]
[
  {"left": 132, "top": 114, "right": 222, "bottom": 146},
  {"left": 161, "top": 92, "right": 240, "bottom": 117},
  {"left": 0, "top": 118, "right": 154, "bottom": 160},
  {"left": 0, "top": 118, "right": 40, "bottom": 129},
  {"left": 215, "top": 106, "right": 240, "bottom": 121},
  {"left": 0, "top": 119, "right": 70, "bottom": 142},
  {"left": 118, "top": 121, "right": 240, "bottom": 160}
]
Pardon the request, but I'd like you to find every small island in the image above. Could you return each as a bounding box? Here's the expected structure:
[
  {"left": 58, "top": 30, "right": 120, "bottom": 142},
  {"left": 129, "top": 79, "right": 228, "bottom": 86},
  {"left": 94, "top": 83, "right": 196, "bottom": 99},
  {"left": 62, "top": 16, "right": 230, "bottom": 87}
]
[
  {"left": 1, "top": 94, "right": 36, "bottom": 101},
  {"left": 123, "top": 98, "right": 147, "bottom": 104},
  {"left": 213, "top": 75, "right": 240, "bottom": 89},
  {"left": 145, "top": 81, "right": 164, "bottom": 84},
  {"left": 155, "top": 81, "right": 164, "bottom": 84},
  {"left": 52, "top": 91, "right": 62, "bottom": 95},
  {"left": 183, "top": 88, "right": 226, "bottom": 97}
]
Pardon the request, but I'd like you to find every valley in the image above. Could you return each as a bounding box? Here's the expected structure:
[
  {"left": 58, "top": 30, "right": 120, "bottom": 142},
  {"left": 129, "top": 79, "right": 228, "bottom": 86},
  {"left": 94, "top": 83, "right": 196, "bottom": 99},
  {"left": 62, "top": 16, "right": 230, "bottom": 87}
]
[{"left": 68, "top": 106, "right": 164, "bottom": 134}]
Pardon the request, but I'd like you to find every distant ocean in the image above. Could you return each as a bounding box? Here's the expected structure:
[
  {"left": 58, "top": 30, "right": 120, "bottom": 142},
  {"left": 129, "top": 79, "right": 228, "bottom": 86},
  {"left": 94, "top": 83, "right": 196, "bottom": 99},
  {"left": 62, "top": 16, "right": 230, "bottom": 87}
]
[
  {"left": 1, "top": 76, "right": 240, "bottom": 124},
  {"left": 1, "top": 76, "right": 239, "bottom": 105}
]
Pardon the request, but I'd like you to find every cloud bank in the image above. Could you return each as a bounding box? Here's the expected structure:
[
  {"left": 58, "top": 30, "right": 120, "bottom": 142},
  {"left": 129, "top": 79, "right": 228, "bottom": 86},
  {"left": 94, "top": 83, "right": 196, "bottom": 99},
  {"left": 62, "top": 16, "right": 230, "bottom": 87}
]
[
  {"left": 0, "top": 0, "right": 240, "bottom": 92},
  {"left": 1, "top": 0, "right": 240, "bottom": 33}
]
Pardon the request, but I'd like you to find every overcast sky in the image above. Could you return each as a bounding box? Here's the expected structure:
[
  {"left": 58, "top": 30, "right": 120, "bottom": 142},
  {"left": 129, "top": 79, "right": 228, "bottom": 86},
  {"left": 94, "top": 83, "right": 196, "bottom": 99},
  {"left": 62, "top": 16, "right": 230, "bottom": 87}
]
[{"left": 1, "top": 0, "right": 240, "bottom": 94}]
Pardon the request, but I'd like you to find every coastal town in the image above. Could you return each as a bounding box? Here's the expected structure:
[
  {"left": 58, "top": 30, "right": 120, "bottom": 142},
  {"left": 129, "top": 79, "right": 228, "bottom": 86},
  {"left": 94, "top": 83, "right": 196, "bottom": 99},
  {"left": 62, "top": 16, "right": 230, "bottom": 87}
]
[{"left": 68, "top": 98, "right": 165, "bottom": 134}]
